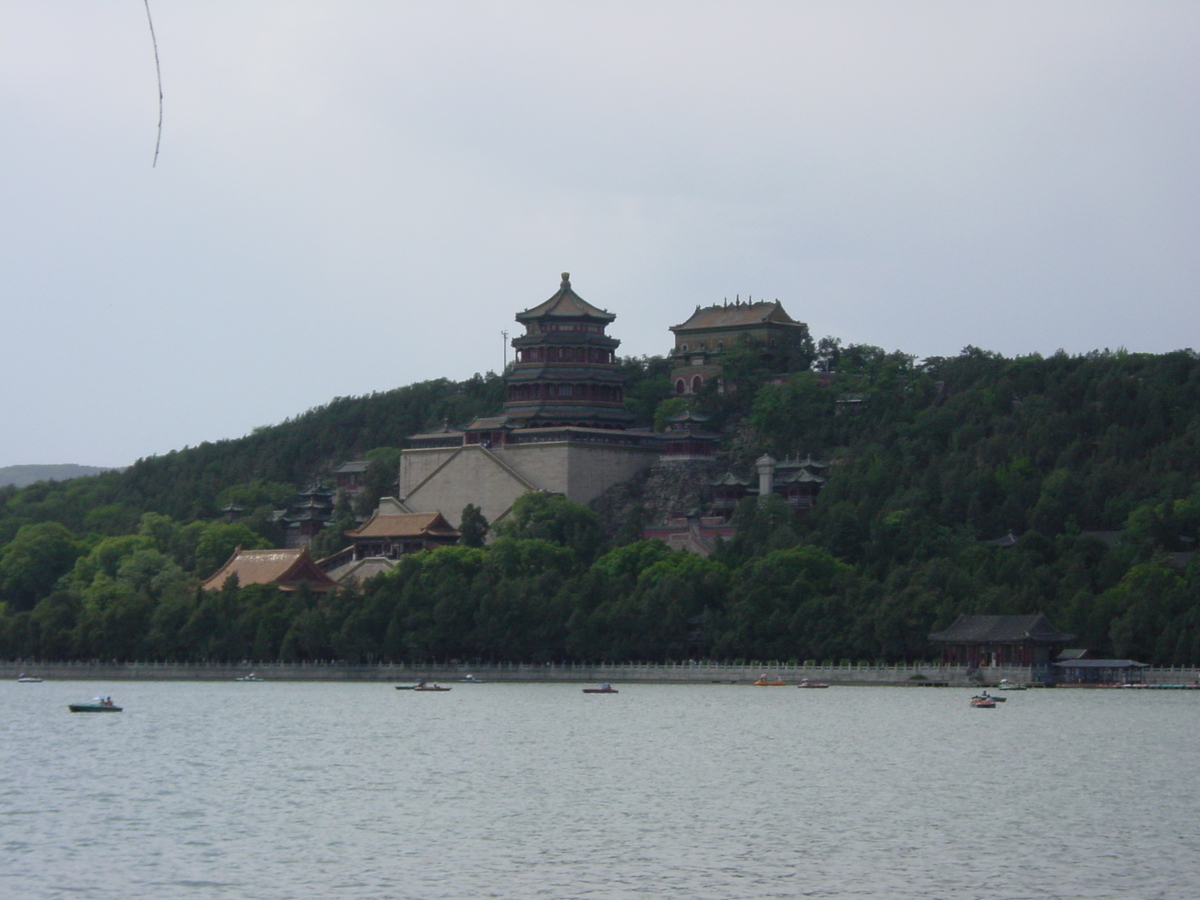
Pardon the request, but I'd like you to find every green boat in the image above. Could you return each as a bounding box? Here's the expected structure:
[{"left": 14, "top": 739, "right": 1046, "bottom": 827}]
[{"left": 69, "top": 697, "right": 122, "bottom": 712}]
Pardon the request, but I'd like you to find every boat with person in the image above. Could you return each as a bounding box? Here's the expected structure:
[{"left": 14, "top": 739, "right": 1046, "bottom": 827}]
[
  {"left": 969, "top": 696, "right": 996, "bottom": 708},
  {"left": 69, "top": 696, "right": 122, "bottom": 713},
  {"left": 234, "top": 673, "right": 263, "bottom": 682},
  {"left": 753, "top": 674, "right": 787, "bottom": 686},
  {"left": 17, "top": 673, "right": 43, "bottom": 683},
  {"left": 996, "top": 679, "right": 1027, "bottom": 691},
  {"left": 583, "top": 683, "right": 618, "bottom": 693},
  {"left": 398, "top": 679, "right": 451, "bottom": 692},
  {"left": 797, "top": 678, "right": 829, "bottom": 688}
]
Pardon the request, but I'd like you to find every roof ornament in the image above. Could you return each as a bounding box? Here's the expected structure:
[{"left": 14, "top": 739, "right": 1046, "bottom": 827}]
[{"left": 561, "top": 272, "right": 570, "bottom": 289}]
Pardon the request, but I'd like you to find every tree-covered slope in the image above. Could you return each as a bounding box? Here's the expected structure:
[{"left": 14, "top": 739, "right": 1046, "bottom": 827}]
[{"left": 1, "top": 346, "right": 1197, "bottom": 665}]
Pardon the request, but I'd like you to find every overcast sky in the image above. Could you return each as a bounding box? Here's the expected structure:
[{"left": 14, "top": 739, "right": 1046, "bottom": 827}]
[{"left": 2, "top": 2, "right": 1196, "bottom": 469}]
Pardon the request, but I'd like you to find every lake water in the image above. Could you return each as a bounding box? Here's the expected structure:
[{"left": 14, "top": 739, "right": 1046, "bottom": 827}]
[{"left": 3, "top": 680, "right": 1198, "bottom": 899}]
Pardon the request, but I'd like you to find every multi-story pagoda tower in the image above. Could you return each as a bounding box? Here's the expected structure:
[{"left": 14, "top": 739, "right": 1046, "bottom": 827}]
[
  {"left": 502, "top": 273, "right": 633, "bottom": 429},
  {"left": 399, "top": 274, "right": 662, "bottom": 527}
]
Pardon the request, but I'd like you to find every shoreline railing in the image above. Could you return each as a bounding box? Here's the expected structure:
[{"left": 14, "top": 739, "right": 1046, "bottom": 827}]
[{"left": 6, "top": 658, "right": 1199, "bottom": 686}]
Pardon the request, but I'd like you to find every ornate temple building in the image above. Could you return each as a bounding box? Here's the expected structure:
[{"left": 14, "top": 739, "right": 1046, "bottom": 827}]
[
  {"left": 669, "top": 299, "right": 809, "bottom": 395},
  {"left": 399, "top": 275, "right": 662, "bottom": 527},
  {"left": 501, "top": 278, "right": 633, "bottom": 429},
  {"left": 277, "top": 483, "right": 336, "bottom": 548}
]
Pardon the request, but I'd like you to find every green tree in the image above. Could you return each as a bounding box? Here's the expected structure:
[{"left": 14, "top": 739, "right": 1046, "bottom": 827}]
[
  {"left": 193, "top": 522, "right": 273, "bottom": 579},
  {"left": 459, "top": 503, "right": 490, "bottom": 548},
  {"left": 0, "top": 522, "right": 82, "bottom": 610},
  {"left": 493, "top": 493, "right": 603, "bottom": 565}
]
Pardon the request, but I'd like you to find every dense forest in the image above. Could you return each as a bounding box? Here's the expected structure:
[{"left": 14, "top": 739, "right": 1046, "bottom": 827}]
[{"left": 2, "top": 342, "right": 1199, "bottom": 666}]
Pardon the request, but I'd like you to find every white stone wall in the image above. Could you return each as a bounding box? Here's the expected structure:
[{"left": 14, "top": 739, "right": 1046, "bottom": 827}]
[{"left": 399, "top": 441, "right": 659, "bottom": 526}]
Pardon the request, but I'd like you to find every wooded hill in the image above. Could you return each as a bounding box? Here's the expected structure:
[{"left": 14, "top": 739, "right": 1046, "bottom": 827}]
[{"left": 2, "top": 343, "right": 1198, "bottom": 666}]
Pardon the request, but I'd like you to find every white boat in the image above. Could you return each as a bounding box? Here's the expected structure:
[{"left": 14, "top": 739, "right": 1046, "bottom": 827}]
[
  {"left": 996, "top": 679, "right": 1026, "bottom": 691},
  {"left": 234, "top": 673, "right": 263, "bottom": 682},
  {"left": 17, "top": 673, "right": 43, "bottom": 683}
]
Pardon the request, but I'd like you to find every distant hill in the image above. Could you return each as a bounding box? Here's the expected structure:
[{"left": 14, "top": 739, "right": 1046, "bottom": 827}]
[{"left": 0, "top": 464, "right": 115, "bottom": 488}]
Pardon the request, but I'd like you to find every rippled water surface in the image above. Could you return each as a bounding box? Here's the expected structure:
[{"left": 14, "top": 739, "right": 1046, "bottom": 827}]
[{"left": 3, "top": 680, "right": 1199, "bottom": 899}]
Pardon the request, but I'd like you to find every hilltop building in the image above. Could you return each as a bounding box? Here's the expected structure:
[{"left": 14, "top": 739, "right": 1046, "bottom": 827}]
[
  {"left": 317, "top": 498, "right": 460, "bottom": 583},
  {"left": 669, "top": 299, "right": 808, "bottom": 395},
  {"left": 277, "top": 483, "right": 335, "bottom": 548},
  {"left": 332, "top": 460, "right": 370, "bottom": 501},
  {"left": 398, "top": 275, "right": 661, "bottom": 527},
  {"left": 202, "top": 547, "right": 338, "bottom": 593}
]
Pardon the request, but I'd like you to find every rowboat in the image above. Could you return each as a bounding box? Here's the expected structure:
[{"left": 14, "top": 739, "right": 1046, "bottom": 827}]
[{"left": 583, "top": 683, "right": 618, "bottom": 693}]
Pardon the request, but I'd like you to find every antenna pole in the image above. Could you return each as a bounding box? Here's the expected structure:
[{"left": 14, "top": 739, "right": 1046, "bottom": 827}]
[{"left": 502, "top": 330, "right": 509, "bottom": 371}]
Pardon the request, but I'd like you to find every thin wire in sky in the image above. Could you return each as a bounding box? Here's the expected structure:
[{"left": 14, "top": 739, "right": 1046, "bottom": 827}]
[{"left": 144, "top": 0, "right": 163, "bottom": 167}]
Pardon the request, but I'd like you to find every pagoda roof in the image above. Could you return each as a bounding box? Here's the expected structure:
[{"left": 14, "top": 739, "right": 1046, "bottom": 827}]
[
  {"left": 777, "top": 455, "right": 828, "bottom": 470},
  {"left": 777, "top": 470, "right": 826, "bottom": 484},
  {"left": 710, "top": 472, "right": 752, "bottom": 487},
  {"left": 408, "top": 422, "right": 467, "bottom": 442},
  {"left": 929, "top": 614, "right": 1075, "bottom": 645},
  {"left": 516, "top": 273, "right": 615, "bottom": 323},
  {"left": 501, "top": 404, "right": 635, "bottom": 425},
  {"left": 346, "top": 510, "right": 460, "bottom": 541},
  {"left": 201, "top": 547, "right": 338, "bottom": 592},
  {"left": 671, "top": 300, "right": 803, "bottom": 333},
  {"left": 666, "top": 410, "right": 712, "bottom": 427},
  {"left": 333, "top": 460, "right": 370, "bottom": 474},
  {"left": 505, "top": 366, "right": 625, "bottom": 383},
  {"left": 465, "top": 416, "right": 514, "bottom": 431}
]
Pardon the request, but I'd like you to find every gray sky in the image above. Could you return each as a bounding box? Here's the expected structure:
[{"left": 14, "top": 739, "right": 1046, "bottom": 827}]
[{"left": 2, "top": 2, "right": 1197, "bottom": 469}]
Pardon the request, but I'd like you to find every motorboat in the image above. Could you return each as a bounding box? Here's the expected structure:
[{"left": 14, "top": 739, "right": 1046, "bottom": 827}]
[
  {"left": 996, "top": 679, "right": 1026, "bottom": 691},
  {"left": 413, "top": 684, "right": 451, "bottom": 692},
  {"left": 460, "top": 674, "right": 483, "bottom": 683},
  {"left": 69, "top": 696, "right": 122, "bottom": 713},
  {"left": 583, "top": 683, "right": 618, "bottom": 693},
  {"left": 969, "top": 697, "right": 996, "bottom": 708},
  {"left": 17, "top": 673, "right": 43, "bottom": 683},
  {"left": 797, "top": 678, "right": 829, "bottom": 688},
  {"left": 234, "top": 673, "right": 263, "bottom": 682}
]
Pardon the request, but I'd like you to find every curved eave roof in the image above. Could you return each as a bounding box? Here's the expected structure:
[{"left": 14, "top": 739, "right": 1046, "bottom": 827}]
[
  {"left": 928, "top": 613, "right": 1075, "bottom": 644},
  {"left": 506, "top": 366, "right": 625, "bottom": 383},
  {"left": 516, "top": 275, "right": 615, "bottom": 323},
  {"left": 671, "top": 300, "right": 803, "bottom": 332}
]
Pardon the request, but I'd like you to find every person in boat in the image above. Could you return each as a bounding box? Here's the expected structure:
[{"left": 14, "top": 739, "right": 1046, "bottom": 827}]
[
  {"left": 601, "top": 682, "right": 611, "bottom": 691},
  {"left": 417, "top": 679, "right": 426, "bottom": 688}
]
